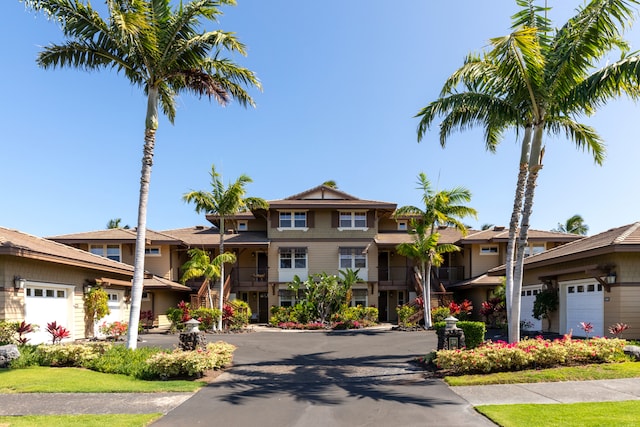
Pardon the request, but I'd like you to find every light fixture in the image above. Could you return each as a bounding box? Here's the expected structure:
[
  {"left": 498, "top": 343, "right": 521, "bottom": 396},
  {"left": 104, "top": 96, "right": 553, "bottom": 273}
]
[
  {"left": 83, "top": 283, "right": 94, "bottom": 294},
  {"left": 13, "top": 276, "right": 26, "bottom": 289},
  {"left": 606, "top": 272, "right": 617, "bottom": 285}
]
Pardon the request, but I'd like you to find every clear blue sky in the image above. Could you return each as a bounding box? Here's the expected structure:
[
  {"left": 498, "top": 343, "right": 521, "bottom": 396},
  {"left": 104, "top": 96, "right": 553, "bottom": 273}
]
[{"left": 3, "top": 1, "right": 639, "bottom": 237}]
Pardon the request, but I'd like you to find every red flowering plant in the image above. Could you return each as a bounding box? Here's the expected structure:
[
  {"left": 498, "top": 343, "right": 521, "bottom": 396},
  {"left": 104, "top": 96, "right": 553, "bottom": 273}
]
[
  {"left": 16, "top": 321, "right": 34, "bottom": 344},
  {"left": 46, "top": 321, "right": 70, "bottom": 344},
  {"left": 579, "top": 321, "right": 594, "bottom": 338},
  {"left": 449, "top": 299, "right": 473, "bottom": 320},
  {"left": 608, "top": 323, "right": 629, "bottom": 337},
  {"left": 99, "top": 321, "right": 128, "bottom": 340},
  {"left": 177, "top": 301, "right": 191, "bottom": 322}
]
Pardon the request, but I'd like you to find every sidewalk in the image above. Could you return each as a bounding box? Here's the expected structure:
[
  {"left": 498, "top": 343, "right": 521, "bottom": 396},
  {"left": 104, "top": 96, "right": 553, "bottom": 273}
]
[{"left": 450, "top": 378, "right": 640, "bottom": 406}]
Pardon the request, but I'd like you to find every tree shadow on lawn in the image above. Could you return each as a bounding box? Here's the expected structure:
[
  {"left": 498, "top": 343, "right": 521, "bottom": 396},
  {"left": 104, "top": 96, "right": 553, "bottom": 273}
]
[{"left": 209, "top": 351, "right": 458, "bottom": 408}]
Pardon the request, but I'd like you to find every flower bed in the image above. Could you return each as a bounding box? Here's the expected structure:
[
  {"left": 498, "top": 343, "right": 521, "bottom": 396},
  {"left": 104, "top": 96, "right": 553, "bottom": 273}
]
[{"left": 435, "top": 335, "right": 627, "bottom": 375}]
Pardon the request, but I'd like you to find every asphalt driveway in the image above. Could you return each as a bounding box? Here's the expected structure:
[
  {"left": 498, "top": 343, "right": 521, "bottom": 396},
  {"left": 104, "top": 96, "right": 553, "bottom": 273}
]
[{"left": 150, "top": 328, "right": 495, "bottom": 426}]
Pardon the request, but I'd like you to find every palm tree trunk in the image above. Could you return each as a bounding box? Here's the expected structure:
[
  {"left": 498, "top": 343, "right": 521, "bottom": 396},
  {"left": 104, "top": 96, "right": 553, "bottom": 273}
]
[
  {"left": 505, "top": 125, "right": 532, "bottom": 343},
  {"left": 126, "top": 88, "right": 159, "bottom": 350},
  {"left": 422, "top": 259, "right": 432, "bottom": 329},
  {"left": 510, "top": 122, "right": 544, "bottom": 343},
  {"left": 218, "top": 216, "right": 225, "bottom": 330}
]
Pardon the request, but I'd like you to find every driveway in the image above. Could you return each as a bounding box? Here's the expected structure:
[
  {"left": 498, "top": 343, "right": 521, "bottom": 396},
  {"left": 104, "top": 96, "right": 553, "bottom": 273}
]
[{"left": 150, "top": 329, "right": 494, "bottom": 426}]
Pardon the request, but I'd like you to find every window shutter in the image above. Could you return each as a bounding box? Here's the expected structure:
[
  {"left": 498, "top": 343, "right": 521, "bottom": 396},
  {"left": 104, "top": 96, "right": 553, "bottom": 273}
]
[
  {"left": 271, "top": 211, "right": 278, "bottom": 228},
  {"left": 307, "top": 211, "right": 315, "bottom": 228},
  {"left": 332, "top": 211, "right": 339, "bottom": 228},
  {"left": 367, "top": 211, "right": 375, "bottom": 227}
]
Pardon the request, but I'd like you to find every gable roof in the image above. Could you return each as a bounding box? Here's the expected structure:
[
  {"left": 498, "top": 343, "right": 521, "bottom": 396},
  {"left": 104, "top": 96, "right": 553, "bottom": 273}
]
[
  {"left": 1, "top": 226, "right": 135, "bottom": 275},
  {"left": 161, "top": 226, "right": 269, "bottom": 248},
  {"left": 461, "top": 226, "right": 580, "bottom": 244},
  {"left": 376, "top": 226, "right": 470, "bottom": 247},
  {"left": 489, "top": 222, "right": 640, "bottom": 274},
  {"left": 268, "top": 185, "right": 397, "bottom": 211},
  {"left": 48, "top": 228, "right": 183, "bottom": 245}
]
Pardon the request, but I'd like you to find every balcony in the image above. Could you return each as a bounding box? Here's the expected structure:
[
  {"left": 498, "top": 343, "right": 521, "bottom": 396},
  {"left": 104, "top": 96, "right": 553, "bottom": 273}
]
[
  {"left": 229, "top": 267, "right": 269, "bottom": 291},
  {"left": 377, "top": 266, "right": 416, "bottom": 289},
  {"left": 434, "top": 267, "right": 465, "bottom": 286}
]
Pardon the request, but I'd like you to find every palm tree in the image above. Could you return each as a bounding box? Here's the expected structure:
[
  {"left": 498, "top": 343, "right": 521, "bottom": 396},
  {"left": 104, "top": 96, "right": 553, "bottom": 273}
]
[
  {"left": 24, "top": 0, "right": 260, "bottom": 349},
  {"left": 183, "top": 164, "right": 268, "bottom": 330},
  {"left": 555, "top": 214, "right": 589, "bottom": 235},
  {"left": 395, "top": 173, "right": 477, "bottom": 328},
  {"left": 181, "top": 248, "right": 236, "bottom": 327},
  {"left": 106, "top": 218, "right": 130, "bottom": 229},
  {"left": 416, "top": 0, "right": 640, "bottom": 342}
]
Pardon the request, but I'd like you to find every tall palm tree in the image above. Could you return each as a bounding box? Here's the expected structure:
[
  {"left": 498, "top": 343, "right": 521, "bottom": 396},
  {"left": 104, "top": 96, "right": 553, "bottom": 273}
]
[
  {"left": 23, "top": 0, "right": 260, "bottom": 349},
  {"left": 181, "top": 248, "right": 236, "bottom": 326},
  {"left": 416, "top": 0, "right": 640, "bottom": 342},
  {"left": 183, "top": 164, "right": 268, "bottom": 330},
  {"left": 395, "top": 173, "right": 477, "bottom": 328},
  {"left": 555, "top": 214, "right": 589, "bottom": 235},
  {"left": 106, "top": 218, "right": 130, "bottom": 229}
]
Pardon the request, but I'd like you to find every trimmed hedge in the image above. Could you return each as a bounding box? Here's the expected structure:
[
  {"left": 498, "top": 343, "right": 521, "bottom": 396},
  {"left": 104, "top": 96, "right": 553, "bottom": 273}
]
[{"left": 433, "top": 321, "right": 486, "bottom": 349}]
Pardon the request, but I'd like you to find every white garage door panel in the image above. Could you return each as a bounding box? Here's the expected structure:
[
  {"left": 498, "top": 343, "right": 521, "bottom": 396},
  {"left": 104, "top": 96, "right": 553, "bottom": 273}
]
[
  {"left": 565, "top": 282, "right": 603, "bottom": 337},
  {"left": 521, "top": 286, "right": 543, "bottom": 331},
  {"left": 25, "top": 283, "right": 74, "bottom": 345}
]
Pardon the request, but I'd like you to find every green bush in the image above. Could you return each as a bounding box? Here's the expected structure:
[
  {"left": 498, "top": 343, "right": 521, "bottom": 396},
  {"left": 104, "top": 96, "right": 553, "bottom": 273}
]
[
  {"left": 433, "top": 321, "right": 486, "bottom": 349},
  {"left": 144, "top": 341, "right": 236, "bottom": 379},
  {"left": 191, "top": 308, "right": 221, "bottom": 331},
  {"left": 84, "top": 344, "right": 162, "bottom": 378},
  {"left": 0, "top": 321, "right": 19, "bottom": 345},
  {"left": 35, "top": 343, "right": 108, "bottom": 367},
  {"left": 8, "top": 345, "right": 40, "bottom": 368},
  {"left": 396, "top": 305, "right": 417, "bottom": 327},
  {"left": 430, "top": 306, "right": 451, "bottom": 323}
]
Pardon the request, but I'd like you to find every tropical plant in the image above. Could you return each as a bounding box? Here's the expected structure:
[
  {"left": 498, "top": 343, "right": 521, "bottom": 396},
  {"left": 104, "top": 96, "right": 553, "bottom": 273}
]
[
  {"left": 83, "top": 286, "right": 110, "bottom": 337},
  {"left": 395, "top": 173, "right": 476, "bottom": 328},
  {"left": 532, "top": 288, "right": 559, "bottom": 331},
  {"left": 183, "top": 164, "right": 267, "bottom": 329},
  {"left": 608, "top": 323, "right": 630, "bottom": 337},
  {"left": 415, "top": 0, "right": 640, "bottom": 342},
  {"left": 23, "top": 0, "right": 260, "bottom": 349},
  {"left": 180, "top": 247, "right": 237, "bottom": 325},
  {"left": 106, "top": 218, "right": 130, "bottom": 229},
  {"left": 46, "top": 321, "right": 71, "bottom": 344},
  {"left": 554, "top": 214, "right": 589, "bottom": 235}
]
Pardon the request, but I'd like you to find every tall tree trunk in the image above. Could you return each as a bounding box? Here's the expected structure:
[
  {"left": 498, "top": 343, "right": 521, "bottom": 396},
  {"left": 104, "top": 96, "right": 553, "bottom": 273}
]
[
  {"left": 505, "top": 125, "right": 532, "bottom": 343},
  {"left": 509, "top": 121, "right": 544, "bottom": 343},
  {"left": 126, "top": 88, "right": 159, "bottom": 349},
  {"left": 422, "top": 259, "right": 432, "bottom": 329},
  {"left": 218, "top": 216, "right": 225, "bottom": 330}
]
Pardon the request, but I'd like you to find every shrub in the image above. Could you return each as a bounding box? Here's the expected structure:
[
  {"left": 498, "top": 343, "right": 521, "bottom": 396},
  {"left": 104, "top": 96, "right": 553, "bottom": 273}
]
[
  {"left": 435, "top": 335, "right": 627, "bottom": 374},
  {"left": 397, "top": 305, "right": 418, "bottom": 326},
  {"left": 35, "top": 343, "right": 107, "bottom": 367},
  {"left": 228, "top": 300, "right": 251, "bottom": 330},
  {"left": 434, "top": 321, "right": 486, "bottom": 349},
  {"left": 84, "top": 344, "right": 161, "bottom": 378},
  {"left": 8, "top": 344, "right": 40, "bottom": 368},
  {"left": 0, "top": 321, "right": 19, "bottom": 345},
  {"left": 430, "top": 306, "right": 450, "bottom": 323},
  {"left": 99, "top": 321, "right": 128, "bottom": 340},
  {"left": 191, "top": 308, "right": 221, "bottom": 331},
  {"left": 46, "top": 321, "right": 71, "bottom": 344},
  {"left": 144, "top": 341, "right": 236, "bottom": 379}
]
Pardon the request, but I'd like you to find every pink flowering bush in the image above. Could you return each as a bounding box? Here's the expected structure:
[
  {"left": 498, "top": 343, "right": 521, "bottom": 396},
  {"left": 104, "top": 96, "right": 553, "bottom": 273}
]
[{"left": 435, "top": 335, "right": 626, "bottom": 374}]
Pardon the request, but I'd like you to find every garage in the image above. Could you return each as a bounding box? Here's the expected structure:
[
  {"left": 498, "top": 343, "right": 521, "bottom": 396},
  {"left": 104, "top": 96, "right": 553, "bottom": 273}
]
[
  {"left": 563, "top": 280, "right": 604, "bottom": 337},
  {"left": 95, "top": 290, "right": 125, "bottom": 337},
  {"left": 520, "top": 285, "right": 543, "bottom": 332},
  {"left": 25, "top": 282, "right": 75, "bottom": 344}
]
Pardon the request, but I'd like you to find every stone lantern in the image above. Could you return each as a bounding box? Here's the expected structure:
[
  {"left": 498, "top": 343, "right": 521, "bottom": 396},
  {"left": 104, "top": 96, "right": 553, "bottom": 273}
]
[
  {"left": 437, "top": 316, "right": 466, "bottom": 350},
  {"left": 179, "top": 318, "right": 206, "bottom": 351}
]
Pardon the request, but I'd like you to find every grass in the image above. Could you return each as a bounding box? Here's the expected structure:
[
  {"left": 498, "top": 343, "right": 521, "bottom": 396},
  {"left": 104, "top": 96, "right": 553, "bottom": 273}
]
[
  {"left": 444, "top": 361, "right": 640, "bottom": 386},
  {"left": 476, "top": 400, "right": 640, "bottom": 427},
  {"left": 0, "top": 366, "right": 206, "bottom": 393},
  {"left": 0, "top": 414, "right": 161, "bottom": 427}
]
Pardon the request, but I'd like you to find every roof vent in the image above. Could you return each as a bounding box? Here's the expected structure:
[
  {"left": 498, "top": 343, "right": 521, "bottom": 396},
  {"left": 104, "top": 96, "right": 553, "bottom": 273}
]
[
  {"left": 493, "top": 226, "right": 506, "bottom": 231},
  {"left": 195, "top": 225, "right": 205, "bottom": 230}
]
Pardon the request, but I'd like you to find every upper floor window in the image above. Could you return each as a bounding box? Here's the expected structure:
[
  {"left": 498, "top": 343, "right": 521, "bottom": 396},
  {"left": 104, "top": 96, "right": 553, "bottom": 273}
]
[
  {"left": 479, "top": 245, "right": 498, "bottom": 256},
  {"left": 397, "top": 220, "right": 408, "bottom": 231},
  {"left": 524, "top": 243, "right": 545, "bottom": 257},
  {"left": 90, "top": 244, "right": 121, "bottom": 262},
  {"left": 237, "top": 220, "right": 248, "bottom": 231},
  {"left": 280, "top": 248, "right": 307, "bottom": 269},
  {"left": 279, "top": 211, "right": 307, "bottom": 229},
  {"left": 145, "top": 246, "right": 161, "bottom": 256},
  {"left": 339, "top": 247, "right": 367, "bottom": 269},
  {"left": 339, "top": 211, "right": 367, "bottom": 229}
]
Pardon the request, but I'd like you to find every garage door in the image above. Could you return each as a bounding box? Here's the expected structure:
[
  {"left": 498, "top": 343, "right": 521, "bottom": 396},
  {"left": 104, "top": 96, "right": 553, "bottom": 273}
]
[
  {"left": 25, "top": 282, "right": 74, "bottom": 345},
  {"left": 520, "top": 286, "right": 543, "bottom": 332},
  {"left": 564, "top": 281, "right": 603, "bottom": 337},
  {"left": 95, "top": 290, "right": 125, "bottom": 337}
]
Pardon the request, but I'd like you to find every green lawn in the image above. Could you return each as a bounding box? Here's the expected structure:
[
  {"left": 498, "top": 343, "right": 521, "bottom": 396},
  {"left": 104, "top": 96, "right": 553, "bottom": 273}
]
[
  {"left": 477, "top": 400, "right": 640, "bottom": 427},
  {"left": 0, "top": 414, "right": 161, "bottom": 427},
  {"left": 0, "top": 366, "right": 206, "bottom": 393},
  {"left": 445, "top": 361, "right": 640, "bottom": 386}
]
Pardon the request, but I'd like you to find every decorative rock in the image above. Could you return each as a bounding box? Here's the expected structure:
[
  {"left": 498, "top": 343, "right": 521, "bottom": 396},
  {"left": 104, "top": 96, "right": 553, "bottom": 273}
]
[
  {"left": 623, "top": 345, "right": 640, "bottom": 361},
  {"left": 178, "top": 331, "right": 206, "bottom": 351},
  {"left": 0, "top": 344, "right": 20, "bottom": 368}
]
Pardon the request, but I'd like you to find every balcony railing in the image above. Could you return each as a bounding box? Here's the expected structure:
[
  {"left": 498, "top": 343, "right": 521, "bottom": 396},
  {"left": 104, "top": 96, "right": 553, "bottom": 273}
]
[
  {"left": 229, "top": 267, "right": 269, "bottom": 288},
  {"left": 434, "top": 267, "right": 465, "bottom": 285}
]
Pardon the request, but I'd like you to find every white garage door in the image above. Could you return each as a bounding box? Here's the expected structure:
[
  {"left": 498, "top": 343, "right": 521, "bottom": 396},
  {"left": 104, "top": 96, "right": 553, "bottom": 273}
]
[
  {"left": 564, "top": 281, "right": 604, "bottom": 337},
  {"left": 95, "top": 290, "right": 125, "bottom": 337},
  {"left": 25, "top": 282, "right": 74, "bottom": 345},
  {"left": 520, "top": 286, "right": 543, "bottom": 332}
]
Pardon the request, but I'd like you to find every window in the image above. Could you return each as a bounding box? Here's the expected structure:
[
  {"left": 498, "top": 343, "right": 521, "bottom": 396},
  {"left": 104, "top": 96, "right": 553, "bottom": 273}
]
[
  {"left": 352, "top": 289, "right": 368, "bottom": 307},
  {"left": 26, "top": 287, "right": 66, "bottom": 298},
  {"left": 279, "top": 248, "right": 307, "bottom": 269},
  {"left": 90, "top": 244, "right": 121, "bottom": 262},
  {"left": 524, "top": 243, "right": 545, "bottom": 257},
  {"left": 339, "top": 211, "right": 367, "bottom": 229},
  {"left": 279, "top": 290, "right": 300, "bottom": 307},
  {"left": 145, "top": 246, "right": 161, "bottom": 256},
  {"left": 237, "top": 220, "right": 248, "bottom": 231},
  {"left": 397, "top": 220, "right": 408, "bottom": 231},
  {"left": 279, "top": 211, "right": 307, "bottom": 229},
  {"left": 339, "top": 247, "right": 367, "bottom": 269},
  {"left": 107, "top": 293, "right": 119, "bottom": 302},
  {"left": 479, "top": 245, "right": 498, "bottom": 255}
]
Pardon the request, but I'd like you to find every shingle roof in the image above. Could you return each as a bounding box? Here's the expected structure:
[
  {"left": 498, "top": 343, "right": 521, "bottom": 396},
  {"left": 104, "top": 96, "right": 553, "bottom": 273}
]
[
  {"left": 1, "top": 226, "right": 134, "bottom": 274},
  {"left": 48, "top": 228, "right": 183, "bottom": 245},
  {"left": 375, "top": 226, "right": 467, "bottom": 246},
  {"left": 461, "top": 226, "right": 580, "bottom": 244},
  {"left": 268, "top": 185, "right": 397, "bottom": 210},
  {"left": 489, "top": 222, "right": 640, "bottom": 273}
]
